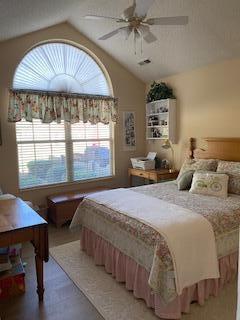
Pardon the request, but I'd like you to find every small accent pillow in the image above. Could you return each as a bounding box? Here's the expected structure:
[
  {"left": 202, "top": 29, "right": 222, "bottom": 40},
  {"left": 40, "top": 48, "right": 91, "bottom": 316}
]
[
  {"left": 217, "top": 160, "right": 240, "bottom": 195},
  {"left": 189, "top": 171, "right": 229, "bottom": 198},
  {"left": 177, "top": 170, "right": 195, "bottom": 190},
  {"left": 177, "top": 158, "right": 218, "bottom": 183}
]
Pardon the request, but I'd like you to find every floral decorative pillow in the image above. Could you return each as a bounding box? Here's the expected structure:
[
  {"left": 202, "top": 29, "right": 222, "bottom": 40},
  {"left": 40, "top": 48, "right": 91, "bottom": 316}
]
[
  {"left": 217, "top": 160, "right": 240, "bottom": 194},
  {"left": 189, "top": 171, "right": 229, "bottom": 198},
  {"left": 177, "top": 158, "right": 218, "bottom": 182}
]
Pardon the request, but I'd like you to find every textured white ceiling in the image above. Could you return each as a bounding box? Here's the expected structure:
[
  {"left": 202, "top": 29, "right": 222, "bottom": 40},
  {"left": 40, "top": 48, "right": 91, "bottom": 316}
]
[
  {"left": 0, "top": 0, "right": 85, "bottom": 41},
  {"left": 1, "top": 0, "right": 240, "bottom": 82}
]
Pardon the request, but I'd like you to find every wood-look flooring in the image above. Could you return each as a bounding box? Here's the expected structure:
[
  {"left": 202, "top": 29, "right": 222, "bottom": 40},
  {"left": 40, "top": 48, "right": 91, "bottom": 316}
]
[{"left": 0, "top": 224, "right": 104, "bottom": 320}]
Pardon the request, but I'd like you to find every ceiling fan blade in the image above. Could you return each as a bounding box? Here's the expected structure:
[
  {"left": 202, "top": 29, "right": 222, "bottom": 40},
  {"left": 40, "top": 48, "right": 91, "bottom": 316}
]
[
  {"left": 134, "top": 0, "right": 154, "bottom": 18},
  {"left": 146, "top": 16, "right": 189, "bottom": 25},
  {"left": 98, "top": 29, "right": 120, "bottom": 40},
  {"left": 121, "top": 1, "right": 136, "bottom": 20},
  {"left": 84, "top": 15, "right": 123, "bottom": 21},
  {"left": 137, "top": 24, "right": 150, "bottom": 36},
  {"left": 135, "top": 25, "right": 156, "bottom": 43},
  {"left": 143, "top": 31, "right": 157, "bottom": 43},
  {"left": 119, "top": 26, "right": 132, "bottom": 39}
]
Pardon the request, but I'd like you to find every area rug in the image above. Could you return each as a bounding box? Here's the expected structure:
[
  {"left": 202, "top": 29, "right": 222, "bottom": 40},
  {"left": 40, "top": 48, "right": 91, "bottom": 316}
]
[{"left": 50, "top": 241, "right": 237, "bottom": 320}]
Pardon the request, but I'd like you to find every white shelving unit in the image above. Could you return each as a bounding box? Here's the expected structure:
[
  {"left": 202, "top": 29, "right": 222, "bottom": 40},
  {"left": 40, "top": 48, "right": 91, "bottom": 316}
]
[{"left": 146, "top": 99, "right": 177, "bottom": 143}]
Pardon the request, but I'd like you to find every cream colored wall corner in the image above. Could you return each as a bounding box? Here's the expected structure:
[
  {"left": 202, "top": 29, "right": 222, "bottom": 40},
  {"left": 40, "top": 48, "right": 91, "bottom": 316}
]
[
  {"left": 146, "top": 58, "right": 240, "bottom": 169},
  {"left": 0, "top": 22, "right": 146, "bottom": 205}
]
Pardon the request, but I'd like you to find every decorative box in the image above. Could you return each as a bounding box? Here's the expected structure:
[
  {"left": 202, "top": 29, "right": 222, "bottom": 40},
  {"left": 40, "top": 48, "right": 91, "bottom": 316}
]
[
  {"left": 131, "top": 152, "right": 157, "bottom": 170},
  {"left": 0, "top": 256, "right": 25, "bottom": 300}
]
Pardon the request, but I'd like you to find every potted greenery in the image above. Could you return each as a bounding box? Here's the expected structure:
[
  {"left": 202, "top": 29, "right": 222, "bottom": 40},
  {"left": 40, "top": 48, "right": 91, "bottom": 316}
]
[{"left": 146, "top": 81, "right": 175, "bottom": 103}]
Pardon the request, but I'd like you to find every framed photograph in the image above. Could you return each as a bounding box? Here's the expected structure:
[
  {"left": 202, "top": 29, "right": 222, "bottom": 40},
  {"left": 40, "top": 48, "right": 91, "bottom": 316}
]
[{"left": 123, "top": 111, "right": 136, "bottom": 151}]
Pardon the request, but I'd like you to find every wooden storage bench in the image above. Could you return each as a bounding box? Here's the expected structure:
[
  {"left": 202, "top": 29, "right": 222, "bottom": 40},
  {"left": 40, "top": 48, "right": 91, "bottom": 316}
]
[{"left": 47, "top": 187, "right": 109, "bottom": 227}]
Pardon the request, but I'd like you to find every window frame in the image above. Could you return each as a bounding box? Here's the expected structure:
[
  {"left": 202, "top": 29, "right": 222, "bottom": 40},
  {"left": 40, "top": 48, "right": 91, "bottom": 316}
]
[
  {"left": 13, "top": 40, "right": 115, "bottom": 191},
  {"left": 16, "top": 121, "right": 115, "bottom": 191}
]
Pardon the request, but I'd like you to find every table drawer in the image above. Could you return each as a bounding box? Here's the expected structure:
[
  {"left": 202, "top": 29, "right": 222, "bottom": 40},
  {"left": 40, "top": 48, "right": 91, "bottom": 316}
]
[
  {"left": 158, "top": 172, "right": 179, "bottom": 181},
  {"left": 149, "top": 173, "right": 157, "bottom": 181},
  {"left": 130, "top": 169, "right": 150, "bottom": 179}
]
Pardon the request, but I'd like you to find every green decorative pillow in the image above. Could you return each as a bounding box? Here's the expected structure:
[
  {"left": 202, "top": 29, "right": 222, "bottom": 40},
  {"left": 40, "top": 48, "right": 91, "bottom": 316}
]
[
  {"left": 177, "top": 170, "right": 195, "bottom": 190},
  {"left": 189, "top": 171, "right": 229, "bottom": 198},
  {"left": 177, "top": 158, "right": 218, "bottom": 183}
]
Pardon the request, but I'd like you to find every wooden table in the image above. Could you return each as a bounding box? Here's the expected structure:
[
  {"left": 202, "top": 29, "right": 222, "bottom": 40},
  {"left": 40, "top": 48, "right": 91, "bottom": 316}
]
[
  {"left": 128, "top": 168, "right": 179, "bottom": 186},
  {"left": 0, "top": 198, "right": 48, "bottom": 301}
]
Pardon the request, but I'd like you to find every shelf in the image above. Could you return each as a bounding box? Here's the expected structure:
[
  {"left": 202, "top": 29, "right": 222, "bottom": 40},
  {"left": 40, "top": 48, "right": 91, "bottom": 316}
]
[
  {"left": 146, "top": 99, "right": 176, "bottom": 143},
  {"left": 146, "top": 137, "right": 168, "bottom": 140},
  {"left": 146, "top": 112, "right": 168, "bottom": 117},
  {"left": 147, "top": 126, "right": 168, "bottom": 128}
]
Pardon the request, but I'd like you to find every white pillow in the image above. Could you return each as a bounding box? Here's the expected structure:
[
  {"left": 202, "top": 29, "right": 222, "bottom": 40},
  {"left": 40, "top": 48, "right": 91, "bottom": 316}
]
[{"left": 189, "top": 171, "right": 229, "bottom": 198}]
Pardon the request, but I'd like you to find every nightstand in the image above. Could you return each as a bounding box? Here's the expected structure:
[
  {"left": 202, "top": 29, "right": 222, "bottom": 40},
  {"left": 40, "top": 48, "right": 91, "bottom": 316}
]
[{"left": 128, "top": 168, "right": 179, "bottom": 187}]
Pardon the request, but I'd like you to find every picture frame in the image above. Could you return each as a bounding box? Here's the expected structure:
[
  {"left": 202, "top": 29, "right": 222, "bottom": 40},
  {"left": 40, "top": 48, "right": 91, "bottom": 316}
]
[{"left": 123, "top": 111, "right": 136, "bottom": 151}]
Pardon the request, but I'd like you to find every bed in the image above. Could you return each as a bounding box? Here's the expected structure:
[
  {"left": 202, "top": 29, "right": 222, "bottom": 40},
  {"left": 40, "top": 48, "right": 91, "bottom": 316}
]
[{"left": 71, "top": 138, "right": 240, "bottom": 319}]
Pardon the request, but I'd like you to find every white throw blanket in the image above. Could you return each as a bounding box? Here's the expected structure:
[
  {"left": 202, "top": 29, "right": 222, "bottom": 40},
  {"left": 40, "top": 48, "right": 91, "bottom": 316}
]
[{"left": 71, "top": 188, "right": 219, "bottom": 295}]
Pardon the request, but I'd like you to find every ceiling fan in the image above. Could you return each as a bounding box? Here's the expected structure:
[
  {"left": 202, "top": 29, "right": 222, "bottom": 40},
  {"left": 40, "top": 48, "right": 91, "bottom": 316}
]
[{"left": 84, "top": 0, "right": 188, "bottom": 45}]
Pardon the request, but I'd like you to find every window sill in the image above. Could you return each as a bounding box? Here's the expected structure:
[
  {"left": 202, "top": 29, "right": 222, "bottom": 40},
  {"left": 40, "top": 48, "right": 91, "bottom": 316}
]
[{"left": 19, "top": 175, "right": 115, "bottom": 192}]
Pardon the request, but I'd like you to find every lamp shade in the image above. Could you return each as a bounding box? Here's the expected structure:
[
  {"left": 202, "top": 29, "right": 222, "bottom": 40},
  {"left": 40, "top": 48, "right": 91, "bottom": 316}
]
[{"left": 162, "top": 139, "right": 171, "bottom": 149}]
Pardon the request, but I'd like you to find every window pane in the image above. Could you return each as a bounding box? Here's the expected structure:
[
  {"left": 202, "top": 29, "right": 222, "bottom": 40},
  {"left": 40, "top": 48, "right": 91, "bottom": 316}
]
[
  {"left": 16, "top": 121, "right": 34, "bottom": 141},
  {"left": 73, "top": 140, "right": 112, "bottom": 181},
  {"left": 71, "top": 122, "right": 110, "bottom": 140},
  {"left": 16, "top": 119, "right": 65, "bottom": 142},
  {"left": 16, "top": 120, "right": 112, "bottom": 189},
  {"left": 17, "top": 142, "right": 67, "bottom": 189},
  {"left": 71, "top": 122, "right": 86, "bottom": 139}
]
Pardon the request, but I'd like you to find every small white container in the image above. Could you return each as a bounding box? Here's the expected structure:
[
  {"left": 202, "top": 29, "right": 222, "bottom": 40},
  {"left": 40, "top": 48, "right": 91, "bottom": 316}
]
[{"left": 131, "top": 152, "right": 156, "bottom": 170}]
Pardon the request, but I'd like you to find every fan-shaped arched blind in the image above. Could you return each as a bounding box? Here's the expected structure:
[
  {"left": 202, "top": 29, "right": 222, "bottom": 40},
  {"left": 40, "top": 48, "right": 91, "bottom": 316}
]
[{"left": 13, "top": 42, "right": 110, "bottom": 96}]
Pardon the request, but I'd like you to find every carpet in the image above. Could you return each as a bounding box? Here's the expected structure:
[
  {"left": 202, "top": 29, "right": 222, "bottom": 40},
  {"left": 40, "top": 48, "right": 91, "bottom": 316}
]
[{"left": 50, "top": 241, "right": 237, "bottom": 320}]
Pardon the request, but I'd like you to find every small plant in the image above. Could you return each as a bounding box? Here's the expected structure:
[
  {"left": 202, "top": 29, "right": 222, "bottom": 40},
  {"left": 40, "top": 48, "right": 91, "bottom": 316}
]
[{"left": 146, "top": 81, "right": 175, "bottom": 103}]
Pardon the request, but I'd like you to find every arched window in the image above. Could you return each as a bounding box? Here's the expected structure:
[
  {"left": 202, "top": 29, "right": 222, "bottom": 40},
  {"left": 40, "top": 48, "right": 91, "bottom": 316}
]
[
  {"left": 14, "top": 42, "right": 114, "bottom": 189},
  {"left": 13, "top": 42, "right": 110, "bottom": 95}
]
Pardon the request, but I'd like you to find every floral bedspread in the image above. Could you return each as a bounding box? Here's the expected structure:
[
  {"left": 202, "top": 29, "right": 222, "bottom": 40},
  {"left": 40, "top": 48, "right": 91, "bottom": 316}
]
[{"left": 77, "top": 181, "right": 240, "bottom": 301}]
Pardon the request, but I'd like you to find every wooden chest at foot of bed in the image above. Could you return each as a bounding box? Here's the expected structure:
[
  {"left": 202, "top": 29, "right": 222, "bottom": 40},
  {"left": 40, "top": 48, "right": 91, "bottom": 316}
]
[{"left": 47, "top": 187, "right": 110, "bottom": 228}]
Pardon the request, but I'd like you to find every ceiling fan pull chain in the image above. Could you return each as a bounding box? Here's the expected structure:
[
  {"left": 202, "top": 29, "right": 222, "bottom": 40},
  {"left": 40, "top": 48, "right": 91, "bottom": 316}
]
[{"left": 134, "top": 32, "right": 137, "bottom": 55}]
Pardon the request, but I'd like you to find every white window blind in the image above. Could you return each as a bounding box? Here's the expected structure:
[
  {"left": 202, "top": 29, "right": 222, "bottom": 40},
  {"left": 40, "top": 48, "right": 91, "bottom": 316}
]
[
  {"left": 13, "top": 42, "right": 110, "bottom": 96},
  {"left": 16, "top": 119, "right": 113, "bottom": 189}
]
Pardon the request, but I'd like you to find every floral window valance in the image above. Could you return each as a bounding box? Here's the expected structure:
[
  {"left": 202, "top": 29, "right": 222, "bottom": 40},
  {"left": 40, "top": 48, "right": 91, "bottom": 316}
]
[{"left": 8, "top": 90, "right": 118, "bottom": 124}]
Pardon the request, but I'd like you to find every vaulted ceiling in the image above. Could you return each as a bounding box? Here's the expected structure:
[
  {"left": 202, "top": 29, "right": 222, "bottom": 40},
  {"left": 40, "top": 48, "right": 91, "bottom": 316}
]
[{"left": 1, "top": 0, "right": 240, "bottom": 82}]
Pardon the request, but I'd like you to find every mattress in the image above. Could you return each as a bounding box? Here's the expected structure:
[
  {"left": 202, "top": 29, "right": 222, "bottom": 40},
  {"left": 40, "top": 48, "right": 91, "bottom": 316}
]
[{"left": 76, "top": 181, "right": 240, "bottom": 301}]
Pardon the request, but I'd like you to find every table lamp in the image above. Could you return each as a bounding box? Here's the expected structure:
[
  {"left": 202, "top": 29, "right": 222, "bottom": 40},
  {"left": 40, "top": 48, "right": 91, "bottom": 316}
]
[{"left": 162, "top": 139, "right": 175, "bottom": 172}]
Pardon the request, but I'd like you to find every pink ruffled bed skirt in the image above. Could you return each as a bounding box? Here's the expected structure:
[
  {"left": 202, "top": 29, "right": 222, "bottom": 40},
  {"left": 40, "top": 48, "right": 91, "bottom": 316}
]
[{"left": 81, "top": 227, "right": 238, "bottom": 319}]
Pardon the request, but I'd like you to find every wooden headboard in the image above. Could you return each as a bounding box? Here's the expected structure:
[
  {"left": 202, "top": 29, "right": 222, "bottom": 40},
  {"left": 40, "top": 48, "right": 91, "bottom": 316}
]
[{"left": 189, "top": 137, "right": 240, "bottom": 162}]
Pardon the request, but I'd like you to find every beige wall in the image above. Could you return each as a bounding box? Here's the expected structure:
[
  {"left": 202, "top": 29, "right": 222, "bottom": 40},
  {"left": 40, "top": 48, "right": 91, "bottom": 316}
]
[
  {"left": 2, "top": 21, "right": 239, "bottom": 205},
  {"left": 0, "top": 22, "right": 146, "bottom": 205},
  {"left": 146, "top": 58, "right": 240, "bottom": 169}
]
